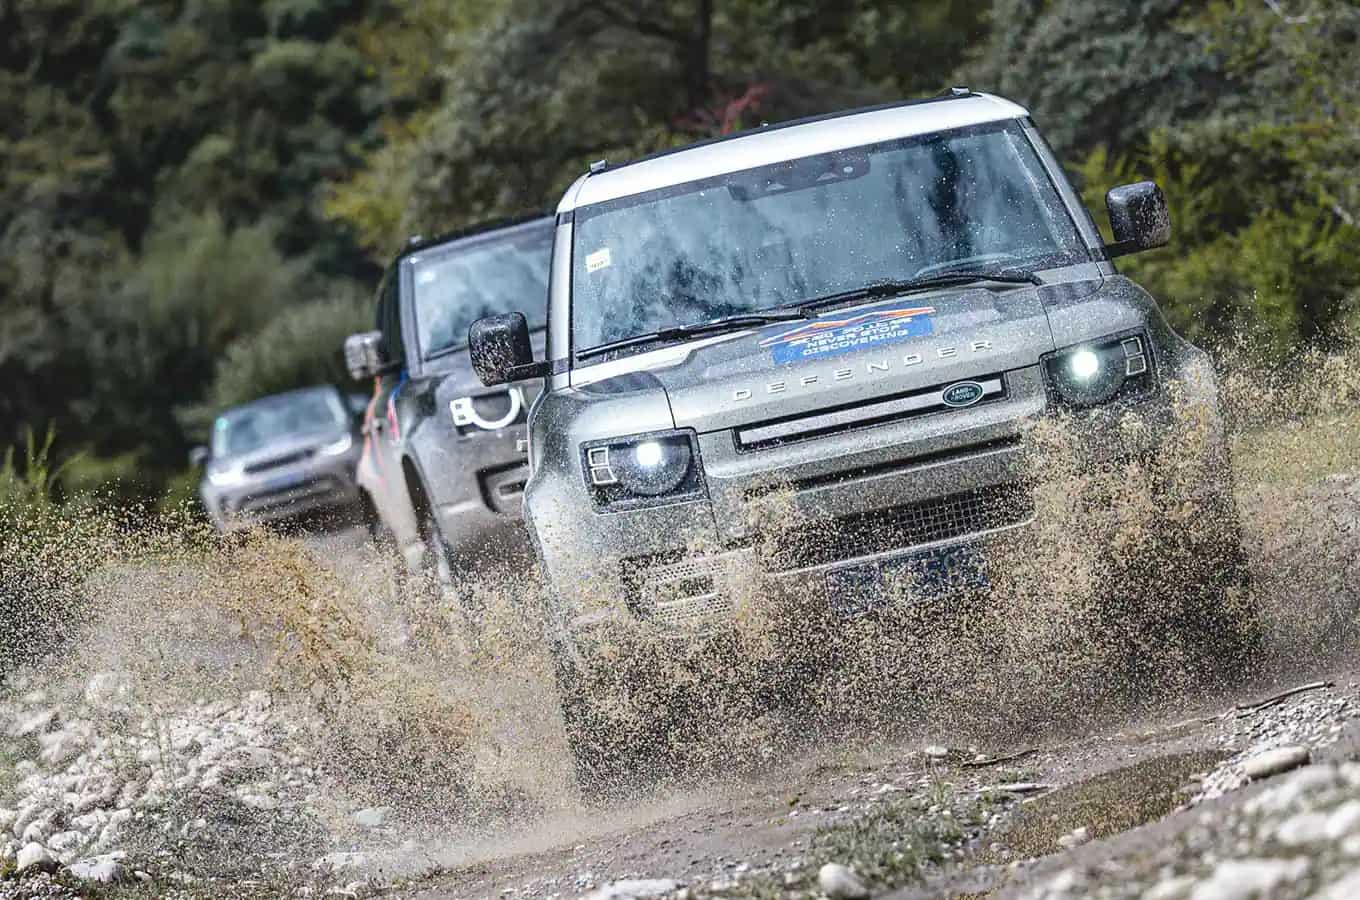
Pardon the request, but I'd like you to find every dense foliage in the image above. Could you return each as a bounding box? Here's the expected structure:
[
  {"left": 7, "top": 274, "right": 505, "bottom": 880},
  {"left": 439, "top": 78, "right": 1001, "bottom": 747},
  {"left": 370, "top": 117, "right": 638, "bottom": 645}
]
[{"left": 3, "top": 0, "right": 1356, "bottom": 498}]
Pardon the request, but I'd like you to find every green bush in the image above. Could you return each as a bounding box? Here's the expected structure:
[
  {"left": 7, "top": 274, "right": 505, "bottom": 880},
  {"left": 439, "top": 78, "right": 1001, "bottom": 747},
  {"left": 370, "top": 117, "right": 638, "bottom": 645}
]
[{"left": 1075, "top": 126, "right": 1360, "bottom": 355}]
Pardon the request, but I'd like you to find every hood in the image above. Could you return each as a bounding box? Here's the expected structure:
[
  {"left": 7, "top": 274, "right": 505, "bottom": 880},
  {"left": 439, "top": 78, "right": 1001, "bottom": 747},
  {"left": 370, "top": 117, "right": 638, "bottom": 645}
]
[
  {"left": 217, "top": 427, "right": 350, "bottom": 475},
  {"left": 647, "top": 285, "right": 1061, "bottom": 434}
]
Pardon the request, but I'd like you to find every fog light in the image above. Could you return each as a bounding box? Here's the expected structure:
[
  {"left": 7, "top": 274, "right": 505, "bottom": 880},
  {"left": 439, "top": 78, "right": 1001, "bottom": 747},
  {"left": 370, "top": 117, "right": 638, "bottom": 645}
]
[{"left": 1070, "top": 349, "right": 1100, "bottom": 379}]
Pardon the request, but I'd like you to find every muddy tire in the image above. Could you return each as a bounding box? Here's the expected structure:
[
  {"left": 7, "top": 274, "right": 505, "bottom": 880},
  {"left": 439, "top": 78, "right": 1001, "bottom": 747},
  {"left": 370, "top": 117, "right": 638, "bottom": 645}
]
[
  {"left": 1101, "top": 476, "right": 1261, "bottom": 688},
  {"left": 552, "top": 648, "right": 646, "bottom": 799}
]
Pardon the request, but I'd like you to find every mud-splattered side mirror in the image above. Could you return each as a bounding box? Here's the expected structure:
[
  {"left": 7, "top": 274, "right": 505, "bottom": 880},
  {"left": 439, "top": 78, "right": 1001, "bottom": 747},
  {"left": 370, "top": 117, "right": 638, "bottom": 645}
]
[
  {"left": 344, "top": 331, "right": 386, "bottom": 382},
  {"left": 1106, "top": 181, "right": 1170, "bottom": 257},
  {"left": 469, "top": 313, "right": 546, "bottom": 386}
]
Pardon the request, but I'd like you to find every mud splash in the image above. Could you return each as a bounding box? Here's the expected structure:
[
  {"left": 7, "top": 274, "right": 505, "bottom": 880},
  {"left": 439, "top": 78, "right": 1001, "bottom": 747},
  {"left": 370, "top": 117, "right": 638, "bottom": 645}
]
[{"left": 1, "top": 340, "right": 1358, "bottom": 887}]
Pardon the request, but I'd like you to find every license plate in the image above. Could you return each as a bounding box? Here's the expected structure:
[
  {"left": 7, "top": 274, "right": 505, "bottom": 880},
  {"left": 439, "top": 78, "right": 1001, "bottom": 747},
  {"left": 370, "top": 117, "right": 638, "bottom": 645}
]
[{"left": 826, "top": 544, "right": 989, "bottom": 617}]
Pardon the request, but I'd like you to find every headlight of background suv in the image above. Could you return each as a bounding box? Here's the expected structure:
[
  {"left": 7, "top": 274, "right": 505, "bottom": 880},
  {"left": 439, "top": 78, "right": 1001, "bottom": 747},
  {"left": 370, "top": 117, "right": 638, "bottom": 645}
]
[
  {"left": 207, "top": 463, "right": 246, "bottom": 487},
  {"left": 319, "top": 434, "right": 354, "bottom": 456},
  {"left": 1044, "top": 333, "right": 1152, "bottom": 409},
  {"left": 581, "top": 429, "right": 706, "bottom": 509}
]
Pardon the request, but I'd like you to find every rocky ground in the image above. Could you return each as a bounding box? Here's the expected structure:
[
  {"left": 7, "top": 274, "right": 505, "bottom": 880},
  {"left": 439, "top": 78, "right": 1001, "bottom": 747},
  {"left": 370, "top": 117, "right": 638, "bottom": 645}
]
[
  {"left": 0, "top": 670, "right": 406, "bottom": 898},
  {"left": 4, "top": 640, "right": 1360, "bottom": 900}
]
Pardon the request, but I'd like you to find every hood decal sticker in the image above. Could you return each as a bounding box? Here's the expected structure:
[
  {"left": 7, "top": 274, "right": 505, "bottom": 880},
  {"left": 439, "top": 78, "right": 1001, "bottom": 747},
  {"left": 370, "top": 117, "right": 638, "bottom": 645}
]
[{"left": 760, "top": 306, "right": 936, "bottom": 364}]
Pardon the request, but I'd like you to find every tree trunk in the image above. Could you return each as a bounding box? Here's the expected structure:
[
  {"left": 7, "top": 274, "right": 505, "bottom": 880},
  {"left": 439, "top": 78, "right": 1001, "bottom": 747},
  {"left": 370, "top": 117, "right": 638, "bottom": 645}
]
[{"left": 685, "top": 0, "right": 713, "bottom": 110}]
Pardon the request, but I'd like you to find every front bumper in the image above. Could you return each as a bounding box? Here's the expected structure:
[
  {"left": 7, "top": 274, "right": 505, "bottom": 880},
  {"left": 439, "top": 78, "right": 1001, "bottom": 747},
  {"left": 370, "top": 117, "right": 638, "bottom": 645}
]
[
  {"left": 531, "top": 353, "right": 1225, "bottom": 645},
  {"left": 206, "top": 453, "right": 361, "bottom": 532}
]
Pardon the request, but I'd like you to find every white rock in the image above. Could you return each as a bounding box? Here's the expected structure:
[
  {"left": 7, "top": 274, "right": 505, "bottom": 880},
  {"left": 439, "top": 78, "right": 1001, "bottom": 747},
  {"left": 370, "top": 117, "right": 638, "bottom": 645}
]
[
  {"left": 1246, "top": 765, "right": 1341, "bottom": 813},
  {"left": 46, "top": 830, "right": 86, "bottom": 857},
  {"left": 585, "top": 879, "right": 680, "bottom": 900},
  {"left": 84, "top": 672, "right": 133, "bottom": 709},
  {"left": 1144, "top": 875, "right": 1196, "bottom": 900},
  {"left": 1057, "top": 827, "right": 1091, "bottom": 849},
  {"left": 70, "top": 851, "right": 130, "bottom": 884},
  {"left": 316, "top": 851, "right": 369, "bottom": 871},
  {"left": 353, "top": 807, "right": 389, "bottom": 829},
  {"left": 15, "top": 842, "right": 58, "bottom": 875},
  {"left": 12, "top": 803, "right": 43, "bottom": 838},
  {"left": 12, "top": 708, "right": 57, "bottom": 737},
  {"left": 38, "top": 728, "right": 87, "bottom": 767},
  {"left": 818, "top": 863, "right": 870, "bottom": 900},
  {"left": 20, "top": 815, "right": 53, "bottom": 845},
  {"left": 239, "top": 793, "right": 280, "bottom": 810},
  {"left": 0, "top": 809, "right": 15, "bottom": 833},
  {"left": 1190, "top": 858, "right": 1309, "bottom": 900},
  {"left": 923, "top": 745, "right": 949, "bottom": 759},
  {"left": 1328, "top": 801, "right": 1360, "bottom": 839},
  {"left": 1315, "top": 868, "right": 1360, "bottom": 900},
  {"left": 1241, "top": 746, "right": 1311, "bottom": 781},
  {"left": 1274, "top": 810, "right": 1330, "bottom": 846}
]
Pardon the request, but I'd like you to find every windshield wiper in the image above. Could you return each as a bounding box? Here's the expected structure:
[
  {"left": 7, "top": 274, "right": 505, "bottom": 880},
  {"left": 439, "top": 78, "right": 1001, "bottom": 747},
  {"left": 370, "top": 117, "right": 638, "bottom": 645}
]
[
  {"left": 577, "top": 310, "right": 809, "bottom": 361},
  {"left": 795, "top": 269, "right": 1042, "bottom": 317}
]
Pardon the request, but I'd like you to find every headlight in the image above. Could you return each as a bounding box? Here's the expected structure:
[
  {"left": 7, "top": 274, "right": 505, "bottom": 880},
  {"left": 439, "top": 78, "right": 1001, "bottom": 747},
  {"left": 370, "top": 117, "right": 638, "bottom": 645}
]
[
  {"left": 1045, "top": 334, "right": 1151, "bottom": 408},
  {"left": 207, "top": 464, "right": 246, "bottom": 487},
  {"left": 581, "top": 430, "right": 705, "bottom": 509},
  {"left": 319, "top": 434, "right": 354, "bottom": 456}
]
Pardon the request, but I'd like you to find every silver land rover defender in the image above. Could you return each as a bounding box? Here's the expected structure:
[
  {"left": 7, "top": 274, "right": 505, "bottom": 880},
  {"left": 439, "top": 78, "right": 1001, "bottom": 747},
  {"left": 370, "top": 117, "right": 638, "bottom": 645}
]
[
  {"left": 469, "top": 91, "right": 1246, "bottom": 777},
  {"left": 346, "top": 216, "right": 554, "bottom": 590}
]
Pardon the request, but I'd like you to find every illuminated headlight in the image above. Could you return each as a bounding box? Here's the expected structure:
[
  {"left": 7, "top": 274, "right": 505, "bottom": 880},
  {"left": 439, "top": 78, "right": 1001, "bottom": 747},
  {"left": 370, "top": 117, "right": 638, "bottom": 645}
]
[
  {"left": 319, "top": 434, "right": 354, "bottom": 456},
  {"left": 1045, "top": 335, "right": 1151, "bottom": 408},
  {"left": 207, "top": 464, "right": 246, "bottom": 487},
  {"left": 582, "top": 430, "right": 705, "bottom": 508}
]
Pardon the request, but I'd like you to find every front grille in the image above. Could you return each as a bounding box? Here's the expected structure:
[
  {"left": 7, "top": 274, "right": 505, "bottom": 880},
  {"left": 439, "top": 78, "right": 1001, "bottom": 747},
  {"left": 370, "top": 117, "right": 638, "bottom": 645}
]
[
  {"left": 736, "top": 375, "right": 1006, "bottom": 451},
  {"left": 238, "top": 477, "right": 338, "bottom": 515},
  {"left": 765, "top": 483, "right": 1032, "bottom": 571},
  {"left": 244, "top": 449, "right": 314, "bottom": 474}
]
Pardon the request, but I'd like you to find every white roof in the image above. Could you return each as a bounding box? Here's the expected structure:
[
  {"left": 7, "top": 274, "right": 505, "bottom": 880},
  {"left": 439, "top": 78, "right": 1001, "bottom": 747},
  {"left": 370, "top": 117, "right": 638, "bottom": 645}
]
[{"left": 558, "top": 93, "right": 1030, "bottom": 213}]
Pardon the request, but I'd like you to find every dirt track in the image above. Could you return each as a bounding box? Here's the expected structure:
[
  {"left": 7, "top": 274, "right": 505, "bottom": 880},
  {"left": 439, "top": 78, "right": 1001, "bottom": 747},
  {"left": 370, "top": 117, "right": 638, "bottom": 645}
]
[{"left": 382, "top": 660, "right": 1360, "bottom": 899}]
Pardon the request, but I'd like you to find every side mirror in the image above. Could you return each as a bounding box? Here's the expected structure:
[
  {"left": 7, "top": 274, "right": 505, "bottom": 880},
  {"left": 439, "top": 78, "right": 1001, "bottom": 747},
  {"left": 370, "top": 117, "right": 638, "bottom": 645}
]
[
  {"left": 189, "top": 446, "right": 210, "bottom": 468},
  {"left": 343, "top": 331, "right": 386, "bottom": 381},
  {"left": 468, "top": 313, "right": 545, "bottom": 386},
  {"left": 1105, "top": 181, "right": 1170, "bottom": 257}
]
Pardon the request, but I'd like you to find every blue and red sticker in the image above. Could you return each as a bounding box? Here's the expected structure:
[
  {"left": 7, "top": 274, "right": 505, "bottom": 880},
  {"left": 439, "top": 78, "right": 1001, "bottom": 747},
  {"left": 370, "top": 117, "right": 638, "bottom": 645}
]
[{"left": 760, "top": 304, "right": 936, "bottom": 364}]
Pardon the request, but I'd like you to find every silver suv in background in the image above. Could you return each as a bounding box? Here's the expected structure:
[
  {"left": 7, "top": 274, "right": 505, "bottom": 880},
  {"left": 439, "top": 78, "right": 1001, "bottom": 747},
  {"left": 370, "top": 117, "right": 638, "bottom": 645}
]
[
  {"left": 195, "top": 385, "right": 363, "bottom": 533},
  {"left": 469, "top": 90, "right": 1249, "bottom": 783},
  {"left": 346, "top": 216, "right": 554, "bottom": 589}
]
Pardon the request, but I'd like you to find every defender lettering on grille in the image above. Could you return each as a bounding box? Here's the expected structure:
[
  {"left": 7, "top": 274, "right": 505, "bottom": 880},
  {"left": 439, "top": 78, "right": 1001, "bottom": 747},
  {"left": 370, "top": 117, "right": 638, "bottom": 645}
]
[{"left": 732, "top": 341, "right": 996, "bottom": 401}]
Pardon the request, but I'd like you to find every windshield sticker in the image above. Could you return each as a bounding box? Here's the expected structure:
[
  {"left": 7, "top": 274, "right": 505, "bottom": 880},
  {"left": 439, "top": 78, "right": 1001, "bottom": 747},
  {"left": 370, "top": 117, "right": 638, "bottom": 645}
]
[
  {"left": 585, "top": 247, "right": 612, "bottom": 273},
  {"left": 760, "top": 305, "right": 936, "bottom": 364}
]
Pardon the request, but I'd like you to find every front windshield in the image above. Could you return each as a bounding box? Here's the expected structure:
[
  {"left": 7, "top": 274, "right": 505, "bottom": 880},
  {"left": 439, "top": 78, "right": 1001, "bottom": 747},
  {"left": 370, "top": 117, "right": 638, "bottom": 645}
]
[
  {"left": 571, "top": 121, "right": 1088, "bottom": 353},
  {"left": 212, "top": 388, "right": 347, "bottom": 459},
  {"left": 411, "top": 219, "right": 552, "bottom": 359}
]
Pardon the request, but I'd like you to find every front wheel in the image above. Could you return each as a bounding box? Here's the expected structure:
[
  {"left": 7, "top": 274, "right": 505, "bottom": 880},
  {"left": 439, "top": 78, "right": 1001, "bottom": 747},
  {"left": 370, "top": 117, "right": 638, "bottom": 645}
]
[{"left": 553, "top": 647, "right": 647, "bottom": 800}]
